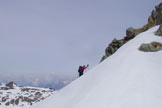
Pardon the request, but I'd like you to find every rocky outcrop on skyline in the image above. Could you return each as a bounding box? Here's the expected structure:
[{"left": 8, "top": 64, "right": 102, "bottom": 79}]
[
  {"left": 155, "top": 24, "right": 162, "bottom": 36},
  {"left": 100, "top": 2, "right": 162, "bottom": 62}
]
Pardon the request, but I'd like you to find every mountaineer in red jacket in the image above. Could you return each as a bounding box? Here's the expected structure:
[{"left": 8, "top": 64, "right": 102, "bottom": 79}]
[{"left": 78, "top": 64, "right": 89, "bottom": 77}]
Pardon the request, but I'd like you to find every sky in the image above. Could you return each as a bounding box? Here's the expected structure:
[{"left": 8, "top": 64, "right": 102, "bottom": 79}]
[{"left": 0, "top": 0, "right": 161, "bottom": 88}]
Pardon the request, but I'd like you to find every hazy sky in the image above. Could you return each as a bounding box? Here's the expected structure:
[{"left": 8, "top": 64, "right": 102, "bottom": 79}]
[{"left": 0, "top": 0, "right": 161, "bottom": 87}]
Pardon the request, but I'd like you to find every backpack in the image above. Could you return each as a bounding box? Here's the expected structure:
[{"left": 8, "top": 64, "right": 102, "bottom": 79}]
[{"left": 78, "top": 66, "right": 82, "bottom": 73}]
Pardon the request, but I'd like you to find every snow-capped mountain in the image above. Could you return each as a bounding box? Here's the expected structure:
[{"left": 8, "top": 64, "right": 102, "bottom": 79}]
[
  {"left": 31, "top": 25, "right": 162, "bottom": 108},
  {"left": 0, "top": 81, "right": 54, "bottom": 108}
]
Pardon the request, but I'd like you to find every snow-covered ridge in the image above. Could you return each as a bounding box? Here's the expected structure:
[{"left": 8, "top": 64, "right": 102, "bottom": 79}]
[
  {"left": 32, "top": 26, "right": 162, "bottom": 108},
  {"left": 0, "top": 82, "right": 54, "bottom": 108}
]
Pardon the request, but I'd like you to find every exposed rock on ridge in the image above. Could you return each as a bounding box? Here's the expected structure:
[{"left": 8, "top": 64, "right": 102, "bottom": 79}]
[
  {"left": 155, "top": 24, "right": 162, "bottom": 36},
  {"left": 139, "top": 42, "right": 162, "bottom": 52},
  {"left": 100, "top": 2, "right": 162, "bottom": 62},
  {"left": 6, "top": 81, "right": 16, "bottom": 89}
]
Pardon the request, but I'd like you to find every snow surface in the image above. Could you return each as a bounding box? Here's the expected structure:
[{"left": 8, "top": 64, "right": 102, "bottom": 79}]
[{"left": 31, "top": 26, "right": 162, "bottom": 108}]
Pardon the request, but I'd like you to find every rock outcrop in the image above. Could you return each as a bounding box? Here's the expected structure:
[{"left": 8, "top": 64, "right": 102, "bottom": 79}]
[
  {"left": 6, "top": 81, "right": 16, "bottom": 89},
  {"left": 100, "top": 39, "right": 126, "bottom": 62},
  {"left": 139, "top": 42, "right": 162, "bottom": 52},
  {"left": 100, "top": 2, "right": 162, "bottom": 62},
  {"left": 155, "top": 24, "right": 162, "bottom": 36}
]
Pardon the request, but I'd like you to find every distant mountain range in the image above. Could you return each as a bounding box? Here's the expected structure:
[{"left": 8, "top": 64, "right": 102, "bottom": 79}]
[
  {"left": 0, "top": 74, "right": 74, "bottom": 90},
  {"left": 0, "top": 81, "right": 54, "bottom": 108}
]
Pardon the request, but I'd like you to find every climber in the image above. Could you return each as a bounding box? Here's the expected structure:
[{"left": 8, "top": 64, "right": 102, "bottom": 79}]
[{"left": 78, "top": 64, "right": 89, "bottom": 77}]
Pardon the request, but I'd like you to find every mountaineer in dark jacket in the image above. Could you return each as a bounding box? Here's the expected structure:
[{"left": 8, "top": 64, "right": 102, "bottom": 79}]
[{"left": 78, "top": 64, "right": 89, "bottom": 77}]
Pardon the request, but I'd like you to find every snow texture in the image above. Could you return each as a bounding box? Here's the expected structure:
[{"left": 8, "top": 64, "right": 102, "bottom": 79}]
[{"left": 32, "top": 26, "right": 162, "bottom": 108}]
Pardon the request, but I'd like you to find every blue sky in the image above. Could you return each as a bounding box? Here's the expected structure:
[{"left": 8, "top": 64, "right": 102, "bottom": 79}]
[{"left": 0, "top": 0, "right": 161, "bottom": 87}]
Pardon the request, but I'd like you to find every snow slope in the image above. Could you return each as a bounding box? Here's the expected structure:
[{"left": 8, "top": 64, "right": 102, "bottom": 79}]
[{"left": 32, "top": 26, "right": 162, "bottom": 108}]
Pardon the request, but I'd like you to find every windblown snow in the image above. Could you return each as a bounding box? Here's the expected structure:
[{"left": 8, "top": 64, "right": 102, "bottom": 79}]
[{"left": 32, "top": 26, "right": 162, "bottom": 108}]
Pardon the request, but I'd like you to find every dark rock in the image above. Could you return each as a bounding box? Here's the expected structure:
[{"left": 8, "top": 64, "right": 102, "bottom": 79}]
[
  {"left": 10, "top": 99, "right": 15, "bottom": 104},
  {"left": 154, "top": 3, "right": 162, "bottom": 25},
  {"left": 41, "top": 90, "right": 46, "bottom": 92},
  {"left": 100, "top": 56, "right": 107, "bottom": 62},
  {"left": 112, "top": 38, "right": 118, "bottom": 43},
  {"left": 15, "top": 98, "right": 19, "bottom": 105},
  {"left": 139, "top": 44, "right": 156, "bottom": 52},
  {"left": 18, "top": 96, "right": 23, "bottom": 100},
  {"left": 5, "top": 101, "right": 10, "bottom": 106},
  {"left": 148, "top": 16, "right": 154, "bottom": 24},
  {"left": 21, "top": 88, "right": 30, "bottom": 92},
  {"left": 107, "top": 46, "right": 115, "bottom": 54},
  {"left": 1, "top": 87, "right": 9, "bottom": 90},
  {"left": 35, "top": 92, "right": 42, "bottom": 96},
  {"left": 7, "top": 92, "right": 11, "bottom": 94},
  {"left": 22, "top": 96, "right": 34, "bottom": 104},
  {"left": 155, "top": 3, "right": 162, "bottom": 11},
  {"left": 126, "top": 27, "right": 136, "bottom": 39},
  {"left": 155, "top": 24, "right": 162, "bottom": 36},
  {"left": 49, "top": 88, "right": 55, "bottom": 91},
  {"left": 111, "top": 39, "right": 121, "bottom": 48},
  {"left": 139, "top": 42, "right": 162, "bottom": 52},
  {"left": 118, "top": 39, "right": 126, "bottom": 46},
  {"left": 151, "top": 41, "right": 162, "bottom": 47},
  {"left": 100, "top": 38, "right": 128, "bottom": 62},
  {"left": 2, "top": 97, "right": 7, "bottom": 102},
  {"left": 6, "top": 81, "right": 16, "bottom": 89},
  {"left": 151, "top": 10, "right": 158, "bottom": 21}
]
